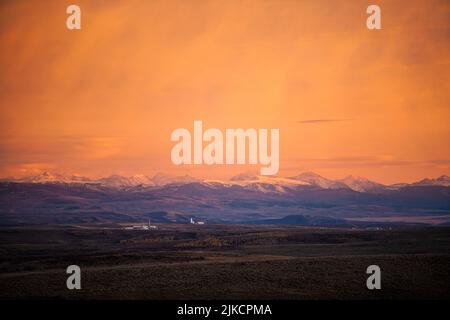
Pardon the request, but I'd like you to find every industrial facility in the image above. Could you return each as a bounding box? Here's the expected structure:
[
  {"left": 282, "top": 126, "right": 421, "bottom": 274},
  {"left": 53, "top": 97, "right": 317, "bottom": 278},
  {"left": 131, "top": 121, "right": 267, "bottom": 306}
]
[{"left": 124, "top": 219, "right": 158, "bottom": 230}]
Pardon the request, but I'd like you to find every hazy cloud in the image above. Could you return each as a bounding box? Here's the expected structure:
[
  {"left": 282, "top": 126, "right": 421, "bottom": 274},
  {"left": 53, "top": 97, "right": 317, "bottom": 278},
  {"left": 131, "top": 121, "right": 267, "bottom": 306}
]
[{"left": 298, "top": 119, "right": 352, "bottom": 124}]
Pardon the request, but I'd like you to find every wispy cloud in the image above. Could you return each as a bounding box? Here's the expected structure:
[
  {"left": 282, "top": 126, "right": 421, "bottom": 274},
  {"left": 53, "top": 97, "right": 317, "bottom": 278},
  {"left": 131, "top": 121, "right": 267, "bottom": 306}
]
[
  {"left": 298, "top": 119, "right": 352, "bottom": 124},
  {"left": 284, "top": 156, "right": 450, "bottom": 169}
]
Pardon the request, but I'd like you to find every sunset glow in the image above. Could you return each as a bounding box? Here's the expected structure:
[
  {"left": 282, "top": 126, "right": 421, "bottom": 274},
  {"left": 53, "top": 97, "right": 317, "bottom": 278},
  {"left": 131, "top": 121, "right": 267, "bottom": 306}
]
[{"left": 1, "top": 0, "right": 449, "bottom": 183}]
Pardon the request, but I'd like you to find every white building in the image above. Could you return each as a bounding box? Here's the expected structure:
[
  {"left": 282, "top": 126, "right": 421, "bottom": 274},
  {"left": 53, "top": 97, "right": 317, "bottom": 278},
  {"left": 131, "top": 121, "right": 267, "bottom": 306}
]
[{"left": 190, "top": 217, "right": 205, "bottom": 225}]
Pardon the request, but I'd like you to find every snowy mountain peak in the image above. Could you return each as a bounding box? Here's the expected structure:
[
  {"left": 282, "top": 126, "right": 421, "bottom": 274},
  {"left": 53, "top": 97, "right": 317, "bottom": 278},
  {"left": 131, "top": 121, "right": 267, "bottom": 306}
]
[
  {"left": 293, "top": 171, "right": 323, "bottom": 179},
  {"left": 230, "top": 172, "right": 260, "bottom": 181},
  {"left": 289, "top": 172, "right": 348, "bottom": 190},
  {"left": 436, "top": 175, "right": 450, "bottom": 185},
  {"left": 227, "top": 172, "right": 311, "bottom": 194},
  {"left": 412, "top": 175, "right": 450, "bottom": 187},
  {"left": 150, "top": 173, "right": 200, "bottom": 186},
  {"left": 341, "top": 175, "right": 370, "bottom": 182},
  {"left": 337, "top": 175, "right": 385, "bottom": 192},
  {"left": 18, "top": 172, "right": 91, "bottom": 184}
]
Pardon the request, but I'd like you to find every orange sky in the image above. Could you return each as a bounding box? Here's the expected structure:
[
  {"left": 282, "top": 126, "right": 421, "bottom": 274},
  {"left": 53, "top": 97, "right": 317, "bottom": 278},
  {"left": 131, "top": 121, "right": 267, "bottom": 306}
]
[{"left": 0, "top": 0, "right": 449, "bottom": 184}]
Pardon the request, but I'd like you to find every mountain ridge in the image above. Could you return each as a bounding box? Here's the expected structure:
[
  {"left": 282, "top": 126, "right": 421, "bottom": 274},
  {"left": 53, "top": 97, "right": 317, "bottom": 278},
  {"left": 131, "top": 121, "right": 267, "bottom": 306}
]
[{"left": 3, "top": 171, "right": 450, "bottom": 193}]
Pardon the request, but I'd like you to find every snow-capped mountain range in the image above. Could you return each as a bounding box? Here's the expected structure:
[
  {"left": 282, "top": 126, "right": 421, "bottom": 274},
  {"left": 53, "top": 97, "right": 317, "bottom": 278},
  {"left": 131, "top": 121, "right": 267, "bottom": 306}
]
[
  {"left": 3, "top": 171, "right": 450, "bottom": 193},
  {"left": 2, "top": 171, "right": 450, "bottom": 227}
]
